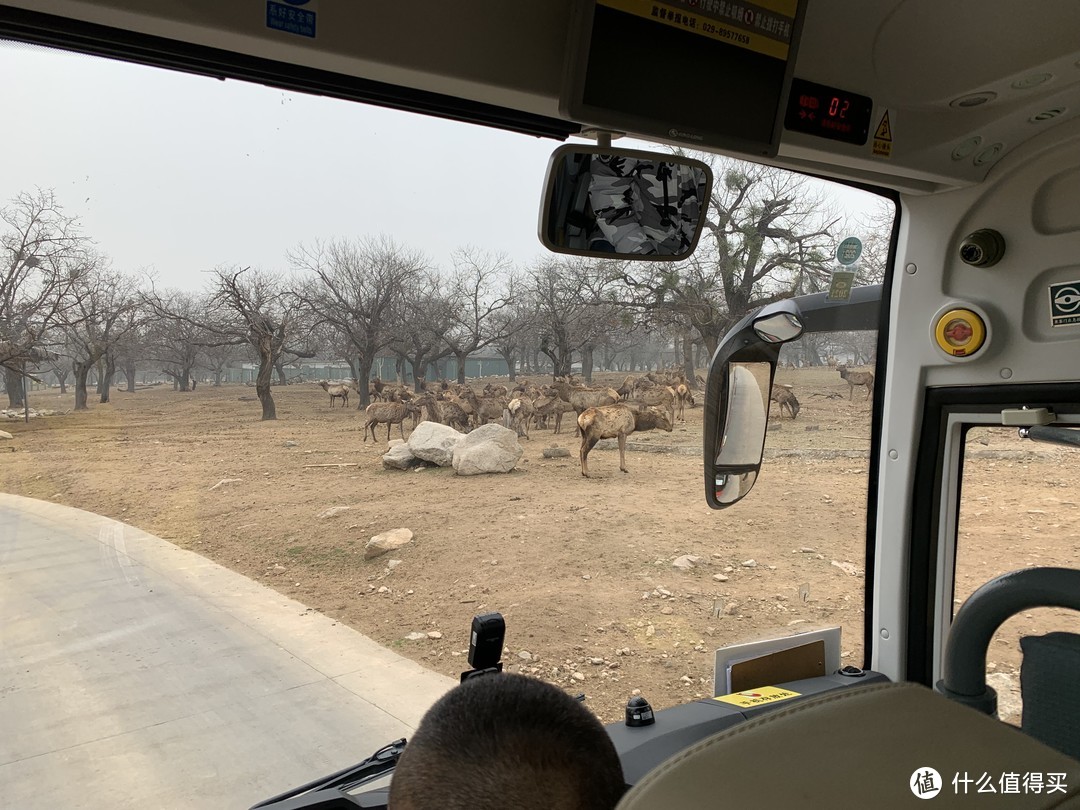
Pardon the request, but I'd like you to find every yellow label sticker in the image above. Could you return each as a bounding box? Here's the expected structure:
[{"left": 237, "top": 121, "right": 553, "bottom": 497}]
[
  {"left": 872, "top": 110, "right": 893, "bottom": 158},
  {"left": 714, "top": 686, "right": 801, "bottom": 708},
  {"left": 598, "top": 0, "right": 799, "bottom": 61}
]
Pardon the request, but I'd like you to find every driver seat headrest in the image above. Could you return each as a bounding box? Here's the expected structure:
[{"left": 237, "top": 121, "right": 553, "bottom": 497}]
[{"left": 616, "top": 682, "right": 1080, "bottom": 809}]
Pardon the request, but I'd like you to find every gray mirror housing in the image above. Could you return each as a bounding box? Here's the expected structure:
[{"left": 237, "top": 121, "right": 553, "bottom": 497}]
[{"left": 538, "top": 145, "right": 712, "bottom": 261}]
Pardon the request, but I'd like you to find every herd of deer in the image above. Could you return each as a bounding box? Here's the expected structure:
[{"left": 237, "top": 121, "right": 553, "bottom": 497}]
[
  {"left": 318, "top": 371, "right": 698, "bottom": 476},
  {"left": 317, "top": 364, "right": 874, "bottom": 475}
]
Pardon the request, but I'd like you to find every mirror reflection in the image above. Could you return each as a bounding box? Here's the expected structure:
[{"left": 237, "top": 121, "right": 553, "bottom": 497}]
[
  {"left": 753, "top": 312, "right": 803, "bottom": 344},
  {"left": 714, "top": 362, "right": 771, "bottom": 467},
  {"left": 543, "top": 147, "right": 711, "bottom": 259}
]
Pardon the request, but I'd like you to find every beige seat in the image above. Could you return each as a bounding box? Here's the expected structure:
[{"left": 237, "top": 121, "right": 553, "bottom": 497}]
[{"left": 617, "top": 682, "right": 1080, "bottom": 809}]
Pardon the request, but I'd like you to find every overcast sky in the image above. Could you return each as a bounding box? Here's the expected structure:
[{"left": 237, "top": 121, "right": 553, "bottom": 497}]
[{"left": 2, "top": 41, "right": 883, "bottom": 292}]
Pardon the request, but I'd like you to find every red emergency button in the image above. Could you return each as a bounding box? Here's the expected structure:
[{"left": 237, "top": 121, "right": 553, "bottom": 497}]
[{"left": 934, "top": 308, "right": 987, "bottom": 357}]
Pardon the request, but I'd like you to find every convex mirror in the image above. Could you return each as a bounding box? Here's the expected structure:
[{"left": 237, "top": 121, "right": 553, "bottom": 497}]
[{"left": 539, "top": 145, "right": 712, "bottom": 260}]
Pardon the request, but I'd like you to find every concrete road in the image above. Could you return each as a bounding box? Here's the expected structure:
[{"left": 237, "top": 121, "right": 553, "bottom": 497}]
[{"left": 0, "top": 493, "right": 454, "bottom": 809}]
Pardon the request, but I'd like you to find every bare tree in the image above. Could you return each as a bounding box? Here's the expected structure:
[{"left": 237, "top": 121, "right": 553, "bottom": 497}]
[
  {"left": 60, "top": 264, "right": 142, "bottom": 410},
  {"left": 1, "top": 189, "right": 91, "bottom": 406},
  {"left": 442, "top": 247, "right": 514, "bottom": 384},
  {"left": 621, "top": 156, "right": 839, "bottom": 361},
  {"left": 143, "top": 289, "right": 209, "bottom": 391},
  {"left": 205, "top": 266, "right": 312, "bottom": 421},
  {"left": 290, "top": 236, "right": 418, "bottom": 407},
  {"left": 527, "top": 256, "right": 622, "bottom": 381},
  {"left": 391, "top": 269, "right": 454, "bottom": 390}
]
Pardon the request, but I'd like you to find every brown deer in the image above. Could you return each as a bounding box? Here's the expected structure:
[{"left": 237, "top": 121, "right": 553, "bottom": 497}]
[
  {"left": 362, "top": 400, "right": 419, "bottom": 442},
  {"left": 769, "top": 384, "right": 800, "bottom": 419},
  {"left": 578, "top": 403, "right": 673, "bottom": 477},
  {"left": 318, "top": 380, "right": 350, "bottom": 408},
  {"left": 837, "top": 365, "right": 874, "bottom": 400}
]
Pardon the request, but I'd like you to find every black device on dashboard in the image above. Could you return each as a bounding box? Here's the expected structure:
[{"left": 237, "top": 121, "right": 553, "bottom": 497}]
[{"left": 461, "top": 611, "right": 505, "bottom": 683}]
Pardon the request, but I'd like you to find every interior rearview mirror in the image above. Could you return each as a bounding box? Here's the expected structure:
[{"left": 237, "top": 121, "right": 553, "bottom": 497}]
[{"left": 539, "top": 145, "right": 712, "bottom": 260}]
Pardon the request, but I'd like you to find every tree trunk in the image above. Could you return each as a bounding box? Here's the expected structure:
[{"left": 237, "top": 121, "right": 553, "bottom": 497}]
[
  {"left": 454, "top": 350, "right": 468, "bottom": 385},
  {"left": 100, "top": 354, "right": 116, "bottom": 404},
  {"left": 123, "top": 362, "right": 135, "bottom": 393},
  {"left": 74, "top": 360, "right": 92, "bottom": 411},
  {"left": 346, "top": 356, "right": 358, "bottom": 382},
  {"left": 682, "top": 337, "right": 695, "bottom": 384},
  {"left": 499, "top": 349, "right": 517, "bottom": 382},
  {"left": 256, "top": 354, "right": 276, "bottom": 420},
  {"left": 95, "top": 357, "right": 106, "bottom": 395},
  {"left": 395, "top": 356, "right": 405, "bottom": 384},
  {"left": 213, "top": 369, "right": 222, "bottom": 386},
  {"left": 275, "top": 360, "right": 287, "bottom": 386},
  {"left": 5, "top": 365, "right": 24, "bottom": 408},
  {"left": 356, "top": 355, "right": 374, "bottom": 408},
  {"left": 57, "top": 367, "right": 69, "bottom": 394},
  {"left": 408, "top": 354, "right": 429, "bottom": 391},
  {"left": 178, "top": 367, "right": 191, "bottom": 392},
  {"left": 581, "top": 345, "right": 595, "bottom": 384}
]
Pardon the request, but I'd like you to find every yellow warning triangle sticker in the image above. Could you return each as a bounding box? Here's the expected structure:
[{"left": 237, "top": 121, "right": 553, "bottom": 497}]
[{"left": 874, "top": 111, "right": 893, "bottom": 142}]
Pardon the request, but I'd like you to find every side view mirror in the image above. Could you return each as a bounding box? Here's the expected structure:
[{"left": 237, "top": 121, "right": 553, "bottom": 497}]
[
  {"left": 538, "top": 145, "right": 712, "bottom": 260},
  {"left": 704, "top": 285, "right": 882, "bottom": 509},
  {"left": 704, "top": 303, "right": 803, "bottom": 509}
]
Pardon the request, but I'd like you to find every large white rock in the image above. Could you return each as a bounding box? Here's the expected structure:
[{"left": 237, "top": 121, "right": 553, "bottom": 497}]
[
  {"left": 382, "top": 444, "right": 421, "bottom": 470},
  {"left": 407, "top": 420, "right": 465, "bottom": 467},
  {"left": 0, "top": 430, "right": 12, "bottom": 440},
  {"left": 365, "top": 528, "right": 414, "bottom": 559},
  {"left": 452, "top": 423, "right": 523, "bottom": 475}
]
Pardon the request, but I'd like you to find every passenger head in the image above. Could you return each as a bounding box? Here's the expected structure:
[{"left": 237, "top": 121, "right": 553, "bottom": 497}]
[{"left": 388, "top": 673, "right": 626, "bottom": 810}]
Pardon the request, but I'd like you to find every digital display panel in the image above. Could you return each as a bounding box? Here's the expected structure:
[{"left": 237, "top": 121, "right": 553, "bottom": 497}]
[
  {"left": 783, "top": 78, "right": 873, "bottom": 146},
  {"left": 563, "top": 0, "right": 805, "bottom": 157}
]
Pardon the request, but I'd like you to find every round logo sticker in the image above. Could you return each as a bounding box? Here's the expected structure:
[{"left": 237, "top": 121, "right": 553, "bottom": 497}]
[{"left": 910, "top": 767, "right": 942, "bottom": 799}]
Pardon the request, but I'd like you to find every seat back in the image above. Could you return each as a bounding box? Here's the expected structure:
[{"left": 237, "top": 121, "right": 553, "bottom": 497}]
[{"left": 616, "top": 682, "right": 1080, "bottom": 809}]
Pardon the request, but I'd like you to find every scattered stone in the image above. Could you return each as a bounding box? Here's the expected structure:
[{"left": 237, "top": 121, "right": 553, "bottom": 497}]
[
  {"left": 542, "top": 446, "right": 571, "bottom": 458},
  {"left": 799, "top": 547, "right": 816, "bottom": 553},
  {"left": 741, "top": 559, "right": 758, "bottom": 568},
  {"left": 582, "top": 574, "right": 592, "bottom": 580},
  {"left": 271, "top": 564, "right": 286, "bottom": 572},
  {"left": 657, "top": 587, "right": 673, "bottom": 597},
  {"left": 387, "top": 559, "right": 402, "bottom": 570},
  {"left": 660, "top": 606, "right": 674, "bottom": 615},
  {"left": 723, "top": 566, "right": 734, "bottom": 573},
  {"left": 209, "top": 478, "right": 242, "bottom": 491},
  {"left": 713, "top": 574, "right": 729, "bottom": 582},
  {"left": 383, "top": 444, "right": 423, "bottom": 470},
  {"left": 377, "top": 586, "right": 391, "bottom": 594},
  {"left": 427, "top": 631, "right": 443, "bottom": 639},
  {"left": 365, "top": 528, "right": 414, "bottom": 559},
  {"left": 0, "top": 430, "right": 13, "bottom": 440},
  {"left": 672, "top": 554, "right": 704, "bottom": 570},
  {"left": 572, "top": 672, "right": 585, "bottom": 682},
  {"left": 645, "top": 624, "right": 656, "bottom": 637},
  {"left": 589, "top": 657, "right": 604, "bottom": 665},
  {"left": 681, "top": 675, "right": 693, "bottom": 684},
  {"left": 452, "top": 423, "right": 524, "bottom": 475},
  {"left": 405, "top": 632, "right": 426, "bottom": 641},
  {"left": 407, "top": 421, "right": 465, "bottom": 467},
  {"left": 518, "top": 651, "right": 533, "bottom": 662},
  {"left": 283, "top": 440, "right": 298, "bottom": 448},
  {"left": 724, "top": 602, "right": 739, "bottom": 615},
  {"left": 317, "top": 506, "right": 352, "bottom": 519},
  {"left": 831, "top": 560, "right": 862, "bottom": 577}
]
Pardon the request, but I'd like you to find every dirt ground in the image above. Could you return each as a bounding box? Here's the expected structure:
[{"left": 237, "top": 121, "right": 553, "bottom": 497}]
[{"left": 3, "top": 367, "right": 1078, "bottom": 725}]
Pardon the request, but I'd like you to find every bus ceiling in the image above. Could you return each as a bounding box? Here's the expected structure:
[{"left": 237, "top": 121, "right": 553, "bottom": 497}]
[{"left": 3, "top": 1, "right": 1080, "bottom": 194}]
